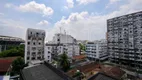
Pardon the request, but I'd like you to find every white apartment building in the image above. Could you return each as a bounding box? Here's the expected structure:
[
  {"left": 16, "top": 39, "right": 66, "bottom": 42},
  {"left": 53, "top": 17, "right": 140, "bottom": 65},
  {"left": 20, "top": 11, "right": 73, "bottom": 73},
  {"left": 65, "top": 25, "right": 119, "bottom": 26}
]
[
  {"left": 45, "top": 33, "right": 80, "bottom": 59},
  {"left": 52, "top": 33, "right": 76, "bottom": 44},
  {"left": 44, "top": 45, "right": 52, "bottom": 63},
  {"left": 25, "top": 28, "right": 45, "bottom": 63},
  {"left": 86, "top": 39, "right": 108, "bottom": 61}
]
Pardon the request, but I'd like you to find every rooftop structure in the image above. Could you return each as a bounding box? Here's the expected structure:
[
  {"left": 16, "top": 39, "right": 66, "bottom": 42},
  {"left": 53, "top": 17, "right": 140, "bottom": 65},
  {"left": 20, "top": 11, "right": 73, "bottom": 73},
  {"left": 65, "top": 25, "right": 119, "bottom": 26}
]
[{"left": 20, "top": 62, "right": 73, "bottom": 80}]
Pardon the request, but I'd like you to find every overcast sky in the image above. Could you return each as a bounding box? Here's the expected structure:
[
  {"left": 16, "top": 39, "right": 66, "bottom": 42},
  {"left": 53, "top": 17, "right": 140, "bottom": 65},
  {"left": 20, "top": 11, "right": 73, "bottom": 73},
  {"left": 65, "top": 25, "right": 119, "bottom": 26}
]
[{"left": 0, "top": 0, "right": 142, "bottom": 41}]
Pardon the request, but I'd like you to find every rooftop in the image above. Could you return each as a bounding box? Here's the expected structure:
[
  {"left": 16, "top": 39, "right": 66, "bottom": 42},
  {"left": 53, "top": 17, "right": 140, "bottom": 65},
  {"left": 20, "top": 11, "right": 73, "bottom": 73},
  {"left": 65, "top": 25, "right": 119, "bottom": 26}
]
[
  {"left": 0, "top": 35, "right": 24, "bottom": 42},
  {"left": 0, "top": 57, "right": 18, "bottom": 75},
  {"left": 21, "top": 62, "right": 73, "bottom": 80},
  {"left": 88, "top": 72, "right": 117, "bottom": 80}
]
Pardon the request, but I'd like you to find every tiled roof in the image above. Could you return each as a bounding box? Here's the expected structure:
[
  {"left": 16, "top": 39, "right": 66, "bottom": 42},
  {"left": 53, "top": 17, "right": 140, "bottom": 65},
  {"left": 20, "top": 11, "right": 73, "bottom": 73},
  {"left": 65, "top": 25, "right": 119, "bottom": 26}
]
[
  {"left": 88, "top": 72, "right": 117, "bottom": 80},
  {"left": 102, "top": 66, "right": 125, "bottom": 79},
  {"left": 73, "top": 55, "right": 86, "bottom": 60},
  {"left": 0, "top": 57, "right": 18, "bottom": 73}
]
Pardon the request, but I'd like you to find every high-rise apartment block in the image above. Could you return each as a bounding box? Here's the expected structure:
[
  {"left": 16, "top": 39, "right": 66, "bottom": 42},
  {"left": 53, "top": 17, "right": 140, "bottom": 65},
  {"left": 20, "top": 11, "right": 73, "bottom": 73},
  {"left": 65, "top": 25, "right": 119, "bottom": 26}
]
[
  {"left": 107, "top": 11, "right": 142, "bottom": 68},
  {"left": 25, "top": 28, "right": 45, "bottom": 63}
]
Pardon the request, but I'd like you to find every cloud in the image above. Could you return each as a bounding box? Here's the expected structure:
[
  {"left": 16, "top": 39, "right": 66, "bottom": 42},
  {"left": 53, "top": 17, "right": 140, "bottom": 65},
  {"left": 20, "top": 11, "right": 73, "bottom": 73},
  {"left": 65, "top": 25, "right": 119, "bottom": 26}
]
[
  {"left": 109, "top": 0, "right": 120, "bottom": 4},
  {"left": 106, "top": 0, "right": 121, "bottom": 8},
  {"left": 37, "top": 20, "right": 49, "bottom": 26},
  {"left": 5, "top": 3, "right": 15, "bottom": 8},
  {"left": 0, "top": 13, "right": 4, "bottom": 16},
  {"left": 0, "top": 18, "right": 27, "bottom": 39},
  {"left": 17, "top": 1, "right": 53, "bottom": 16},
  {"left": 76, "top": 0, "right": 98, "bottom": 5},
  {"left": 64, "top": 0, "right": 74, "bottom": 9},
  {"left": 46, "top": 0, "right": 142, "bottom": 41}
]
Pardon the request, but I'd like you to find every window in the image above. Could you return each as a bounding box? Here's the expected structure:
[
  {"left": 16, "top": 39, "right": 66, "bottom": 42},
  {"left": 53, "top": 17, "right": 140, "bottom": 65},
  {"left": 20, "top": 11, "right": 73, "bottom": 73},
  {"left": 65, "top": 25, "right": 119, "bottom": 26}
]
[
  {"left": 28, "top": 36, "right": 30, "bottom": 39},
  {"left": 38, "top": 52, "right": 41, "bottom": 55},
  {"left": 37, "top": 57, "right": 41, "bottom": 59},
  {"left": 31, "top": 32, "right": 32, "bottom": 34},
  {"left": 39, "top": 42, "right": 41, "bottom": 45},
  {"left": 32, "top": 52, "right": 36, "bottom": 55},
  {"left": 32, "top": 57, "right": 35, "bottom": 60},
  {"left": 48, "top": 51, "right": 50, "bottom": 53},
  {"left": 27, "top": 57, "right": 29, "bottom": 60},
  {"left": 33, "top": 42, "right": 35, "bottom": 45},
  {"left": 48, "top": 56, "right": 50, "bottom": 58},
  {"left": 28, "top": 42, "right": 30, "bottom": 45},
  {"left": 32, "top": 47, "right": 36, "bottom": 50}
]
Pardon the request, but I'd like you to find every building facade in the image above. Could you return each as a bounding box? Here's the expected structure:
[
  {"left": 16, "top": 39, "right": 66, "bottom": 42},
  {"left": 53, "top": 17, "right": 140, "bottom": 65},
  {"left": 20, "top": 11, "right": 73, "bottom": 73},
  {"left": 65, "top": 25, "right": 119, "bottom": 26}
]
[
  {"left": 45, "top": 33, "right": 80, "bottom": 59},
  {"left": 25, "top": 28, "right": 45, "bottom": 63},
  {"left": 86, "top": 39, "right": 108, "bottom": 60},
  {"left": 52, "top": 33, "right": 76, "bottom": 44},
  {"left": 107, "top": 11, "right": 142, "bottom": 68},
  {"left": 45, "top": 43, "right": 80, "bottom": 58}
]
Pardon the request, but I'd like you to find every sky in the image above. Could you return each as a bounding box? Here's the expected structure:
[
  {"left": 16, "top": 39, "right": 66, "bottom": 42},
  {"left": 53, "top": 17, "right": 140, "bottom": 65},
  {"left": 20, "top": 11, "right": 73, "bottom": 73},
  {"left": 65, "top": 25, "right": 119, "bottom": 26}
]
[{"left": 0, "top": 0, "right": 142, "bottom": 41}]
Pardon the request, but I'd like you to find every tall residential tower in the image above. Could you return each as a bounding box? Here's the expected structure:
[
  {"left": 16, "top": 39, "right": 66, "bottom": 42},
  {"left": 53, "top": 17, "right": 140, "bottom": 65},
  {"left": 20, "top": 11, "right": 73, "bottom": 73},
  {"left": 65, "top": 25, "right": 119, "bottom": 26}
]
[
  {"left": 25, "top": 28, "right": 45, "bottom": 63},
  {"left": 107, "top": 11, "right": 142, "bottom": 68}
]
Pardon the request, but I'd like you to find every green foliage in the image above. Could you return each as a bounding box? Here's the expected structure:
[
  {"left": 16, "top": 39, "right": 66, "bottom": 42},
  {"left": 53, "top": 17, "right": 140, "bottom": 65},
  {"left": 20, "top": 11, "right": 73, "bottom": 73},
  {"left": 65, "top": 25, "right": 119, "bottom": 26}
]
[
  {"left": 73, "top": 72, "right": 81, "bottom": 78},
  {"left": 0, "top": 44, "right": 24, "bottom": 57},
  {"left": 59, "top": 53, "right": 70, "bottom": 72},
  {"left": 10, "top": 57, "right": 27, "bottom": 76},
  {"left": 79, "top": 43, "right": 86, "bottom": 51}
]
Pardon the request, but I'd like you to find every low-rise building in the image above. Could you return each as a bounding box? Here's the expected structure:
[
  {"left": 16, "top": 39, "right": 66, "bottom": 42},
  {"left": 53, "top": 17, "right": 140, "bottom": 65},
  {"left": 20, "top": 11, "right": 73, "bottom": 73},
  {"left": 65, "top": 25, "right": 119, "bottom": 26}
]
[
  {"left": 0, "top": 57, "right": 18, "bottom": 75},
  {"left": 86, "top": 39, "right": 108, "bottom": 61},
  {"left": 0, "top": 35, "right": 24, "bottom": 52},
  {"left": 20, "top": 62, "right": 73, "bottom": 80}
]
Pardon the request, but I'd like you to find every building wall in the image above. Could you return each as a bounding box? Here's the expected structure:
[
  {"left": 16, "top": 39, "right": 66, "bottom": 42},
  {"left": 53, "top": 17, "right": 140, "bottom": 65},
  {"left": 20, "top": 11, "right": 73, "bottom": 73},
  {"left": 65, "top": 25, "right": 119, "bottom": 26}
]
[
  {"left": 107, "top": 11, "right": 142, "bottom": 68},
  {"left": 44, "top": 46, "right": 52, "bottom": 63},
  {"left": 45, "top": 43, "right": 80, "bottom": 58},
  {"left": 52, "top": 34, "right": 76, "bottom": 44},
  {"left": 86, "top": 39, "right": 108, "bottom": 60},
  {"left": 25, "top": 28, "right": 45, "bottom": 63}
]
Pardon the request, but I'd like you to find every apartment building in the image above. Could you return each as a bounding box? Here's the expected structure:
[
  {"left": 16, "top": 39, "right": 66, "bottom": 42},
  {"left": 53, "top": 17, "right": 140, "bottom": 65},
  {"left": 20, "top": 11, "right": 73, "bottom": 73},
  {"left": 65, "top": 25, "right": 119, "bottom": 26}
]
[
  {"left": 45, "top": 43, "right": 80, "bottom": 58},
  {"left": 25, "top": 28, "right": 45, "bottom": 63},
  {"left": 45, "top": 33, "right": 80, "bottom": 59},
  {"left": 86, "top": 39, "right": 108, "bottom": 61},
  {"left": 52, "top": 33, "right": 76, "bottom": 44},
  {"left": 107, "top": 11, "right": 142, "bottom": 68}
]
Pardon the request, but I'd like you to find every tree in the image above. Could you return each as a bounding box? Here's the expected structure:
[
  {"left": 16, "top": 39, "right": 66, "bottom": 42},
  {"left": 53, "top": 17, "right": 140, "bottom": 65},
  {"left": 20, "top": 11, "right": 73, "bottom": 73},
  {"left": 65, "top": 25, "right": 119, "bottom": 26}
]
[
  {"left": 59, "top": 53, "right": 70, "bottom": 72},
  {"left": 79, "top": 43, "right": 86, "bottom": 51},
  {"left": 0, "top": 44, "right": 24, "bottom": 58},
  {"left": 10, "top": 57, "right": 27, "bottom": 76}
]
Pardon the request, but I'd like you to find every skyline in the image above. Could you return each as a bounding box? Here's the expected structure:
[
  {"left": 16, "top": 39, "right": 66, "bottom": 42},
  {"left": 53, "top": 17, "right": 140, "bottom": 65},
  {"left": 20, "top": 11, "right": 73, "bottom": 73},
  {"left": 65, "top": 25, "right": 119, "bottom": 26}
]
[{"left": 0, "top": 0, "right": 142, "bottom": 41}]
